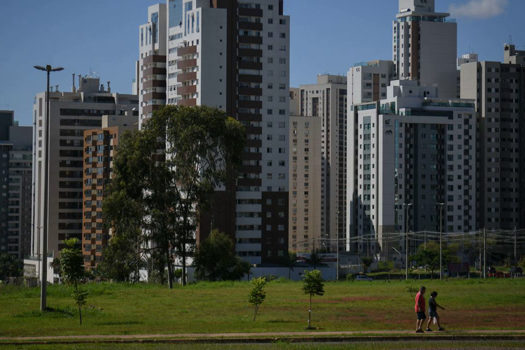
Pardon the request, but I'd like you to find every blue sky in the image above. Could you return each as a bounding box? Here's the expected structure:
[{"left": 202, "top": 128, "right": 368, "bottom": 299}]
[{"left": 1, "top": 0, "right": 523, "bottom": 126}]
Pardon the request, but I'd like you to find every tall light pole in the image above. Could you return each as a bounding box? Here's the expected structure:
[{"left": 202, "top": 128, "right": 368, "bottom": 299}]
[
  {"left": 404, "top": 203, "right": 413, "bottom": 281},
  {"left": 437, "top": 202, "right": 445, "bottom": 280},
  {"left": 34, "top": 64, "right": 64, "bottom": 312}
]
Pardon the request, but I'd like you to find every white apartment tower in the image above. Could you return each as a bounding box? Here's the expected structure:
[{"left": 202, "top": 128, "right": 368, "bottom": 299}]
[
  {"left": 139, "top": 0, "right": 290, "bottom": 265},
  {"left": 394, "top": 0, "right": 458, "bottom": 98},
  {"left": 30, "top": 77, "right": 138, "bottom": 265},
  {"left": 346, "top": 61, "right": 395, "bottom": 251},
  {"left": 350, "top": 80, "right": 476, "bottom": 255}
]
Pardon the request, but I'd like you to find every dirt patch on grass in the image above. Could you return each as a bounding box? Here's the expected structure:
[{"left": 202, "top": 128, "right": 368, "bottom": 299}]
[
  {"left": 339, "top": 306, "right": 525, "bottom": 330},
  {"left": 300, "top": 296, "right": 381, "bottom": 304}
]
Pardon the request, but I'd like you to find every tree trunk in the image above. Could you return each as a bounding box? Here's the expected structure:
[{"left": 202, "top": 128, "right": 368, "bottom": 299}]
[
  {"left": 308, "top": 294, "right": 312, "bottom": 329},
  {"left": 79, "top": 306, "right": 82, "bottom": 325},
  {"left": 253, "top": 305, "right": 258, "bottom": 321},
  {"left": 167, "top": 247, "right": 173, "bottom": 289},
  {"left": 182, "top": 246, "right": 187, "bottom": 286}
]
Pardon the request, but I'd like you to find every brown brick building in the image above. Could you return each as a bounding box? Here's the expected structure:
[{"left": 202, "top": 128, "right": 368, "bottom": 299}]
[{"left": 82, "top": 114, "right": 137, "bottom": 269}]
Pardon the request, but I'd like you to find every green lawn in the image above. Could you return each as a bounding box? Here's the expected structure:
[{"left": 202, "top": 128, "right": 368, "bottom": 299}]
[
  {"left": 1, "top": 342, "right": 525, "bottom": 350},
  {"left": 0, "top": 279, "right": 524, "bottom": 337}
]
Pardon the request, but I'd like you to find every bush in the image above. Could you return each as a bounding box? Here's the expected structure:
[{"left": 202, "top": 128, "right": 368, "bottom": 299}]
[
  {"left": 374, "top": 261, "right": 394, "bottom": 273},
  {"left": 345, "top": 274, "right": 354, "bottom": 281}
]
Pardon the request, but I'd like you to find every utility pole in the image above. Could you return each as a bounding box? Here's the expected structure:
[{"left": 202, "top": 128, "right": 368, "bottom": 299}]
[
  {"left": 336, "top": 237, "right": 339, "bottom": 281},
  {"left": 34, "top": 64, "right": 64, "bottom": 312},
  {"left": 437, "top": 203, "right": 444, "bottom": 280},
  {"left": 483, "top": 228, "right": 487, "bottom": 279},
  {"left": 514, "top": 227, "right": 517, "bottom": 263},
  {"left": 404, "top": 203, "right": 412, "bottom": 281}
]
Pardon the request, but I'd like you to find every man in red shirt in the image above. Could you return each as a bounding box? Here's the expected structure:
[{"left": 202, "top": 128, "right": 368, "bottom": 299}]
[{"left": 414, "top": 286, "right": 426, "bottom": 333}]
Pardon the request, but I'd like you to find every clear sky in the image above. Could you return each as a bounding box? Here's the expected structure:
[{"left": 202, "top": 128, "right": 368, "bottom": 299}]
[{"left": 1, "top": 0, "right": 523, "bottom": 126}]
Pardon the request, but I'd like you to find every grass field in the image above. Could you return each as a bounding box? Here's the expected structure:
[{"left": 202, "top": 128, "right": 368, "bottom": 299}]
[
  {"left": 0, "top": 279, "right": 524, "bottom": 338},
  {"left": 1, "top": 342, "right": 525, "bottom": 350}
]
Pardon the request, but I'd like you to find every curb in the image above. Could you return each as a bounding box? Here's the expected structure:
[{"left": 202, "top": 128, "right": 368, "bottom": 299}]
[{"left": 1, "top": 334, "right": 525, "bottom": 346}]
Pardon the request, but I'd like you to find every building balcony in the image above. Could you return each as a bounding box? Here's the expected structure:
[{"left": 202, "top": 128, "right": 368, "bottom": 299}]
[
  {"left": 143, "top": 80, "right": 166, "bottom": 89},
  {"left": 143, "top": 92, "right": 166, "bottom": 101},
  {"left": 143, "top": 55, "right": 166, "bottom": 64},
  {"left": 239, "top": 35, "right": 263, "bottom": 44},
  {"left": 240, "top": 165, "right": 262, "bottom": 174},
  {"left": 143, "top": 67, "right": 166, "bottom": 76},
  {"left": 238, "top": 49, "right": 263, "bottom": 57},
  {"left": 142, "top": 104, "right": 163, "bottom": 115},
  {"left": 177, "top": 71, "right": 197, "bottom": 83},
  {"left": 245, "top": 126, "right": 262, "bottom": 134},
  {"left": 238, "top": 100, "right": 262, "bottom": 109},
  {"left": 241, "top": 152, "right": 262, "bottom": 161},
  {"left": 179, "top": 98, "right": 197, "bottom": 107},
  {"left": 238, "top": 178, "right": 262, "bottom": 187},
  {"left": 177, "top": 45, "right": 197, "bottom": 56},
  {"left": 177, "top": 85, "right": 197, "bottom": 95},
  {"left": 238, "top": 8, "right": 263, "bottom": 17},
  {"left": 238, "top": 86, "right": 262, "bottom": 96},
  {"left": 239, "top": 61, "right": 263, "bottom": 70},
  {"left": 177, "top": 58, "right": 197, "bottom": 69},
  {"left": 239, "top": 21, "right": 263, "bottom": 31},
  {"left": 237, "top": 113, "right": 262, "bottom": 122},
  {"left": 239, "top": 74, "right": 262, "bottom": 83},
  {"left": 246, "top": 139, "right": 262, "bottom": 148}
]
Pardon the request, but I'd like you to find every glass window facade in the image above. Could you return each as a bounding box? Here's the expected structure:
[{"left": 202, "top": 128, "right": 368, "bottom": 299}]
[{"left": 169, "top": 0, "right": 183, "bottom": 28}]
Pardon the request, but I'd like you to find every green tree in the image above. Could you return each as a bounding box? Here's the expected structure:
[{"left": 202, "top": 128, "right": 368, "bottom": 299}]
[
  {"left": 101, "top": 130, "right": 149, "bottom": 283},
  {"left": 248, "top": 277, "right": 267, "bottom": 321},
  {"left": 60, "top": 239, "right": 88, "bottom": 325},
  {"left": 361, "top": 257, "right": 373, "bottom": 273},
  {"left": 411, "top": 241, "right": 458, "bottom": 278},
  {"left": 194, "top": 230, "right": 250, "bottom": 281},
  {"left": 160, "top": 106, "right": 245, "bottom": 285},
  {"left": 0, "top": 253, "right": 22, "bottom": 281},
  {"left": 103, "top": 106, "right": 245, "bottom": 288},
  {"left": 302, "top": 270, "right": 325, "bottom": 329}
]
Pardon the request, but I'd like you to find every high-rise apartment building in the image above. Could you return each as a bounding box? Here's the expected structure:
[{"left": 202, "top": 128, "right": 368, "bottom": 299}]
[
  {"left": 349, "top": 80, "right": 476, "bottom": 254},
  {"left": 460, "top": 44, "right": 525, "bottom": 230},
  {"left": 348, "top": 61, "right": 395, "bottom": 106},
  {"left": 139, "top": 4, "right": 168, "bottom": 128},
  {"left": 0, "top": 111, "right": 32, "bottom": 259},
  {"left": 30, "top": 77, "right": 137, "bottom": 267},
  {"left": 288, "top": 112, "right": 321, "bottom": 253},
  {"left": 139, "top": 0, "right": 290, "bottom": 264},
  {"left": 394, "top": 0, "right": 457, "bottom": 98},
  {"left": 82, "top": 114, "right": 138, "bottom": 269},
  {"left": 347, "top": 61, "right": 395, "bottom": 251},
  {"left": 292, "top": 75, "right": 347, "bottom": 252},
  {"left": 458, "top": 53, "right": 478, "bottom": 67}
]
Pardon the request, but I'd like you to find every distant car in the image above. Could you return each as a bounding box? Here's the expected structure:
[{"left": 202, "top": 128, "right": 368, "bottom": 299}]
[{"left": 355, "top": 274, "right": 373, "bottom": 281}]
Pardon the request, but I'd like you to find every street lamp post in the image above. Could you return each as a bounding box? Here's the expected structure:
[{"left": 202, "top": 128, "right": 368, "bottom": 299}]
[
  {"left": 403, "top": 203, "right": 412, "bottom": 281},
  {"left": 437, "top": 202, "right": 445, "bottom": 280},
  {"left": 34, "top": 65, "right": 64, "bottom": 312}
]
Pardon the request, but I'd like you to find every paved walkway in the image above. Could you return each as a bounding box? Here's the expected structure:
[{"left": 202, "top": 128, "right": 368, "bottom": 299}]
[{"left": 1, "top": 330, "right": 525, "bottom": 344}]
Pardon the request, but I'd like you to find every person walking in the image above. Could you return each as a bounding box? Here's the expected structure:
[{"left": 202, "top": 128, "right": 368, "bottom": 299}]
[
  {"left": 426, "top": 291, "right": 445, "bottom": 331},
  {"left": 415, "top": 286, "right": 426, "bottom": 333}
]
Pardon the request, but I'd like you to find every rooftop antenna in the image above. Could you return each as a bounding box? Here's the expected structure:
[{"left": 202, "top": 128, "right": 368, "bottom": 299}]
[{"left": 508, "top": 35, "right": 513, "bottom": 45}]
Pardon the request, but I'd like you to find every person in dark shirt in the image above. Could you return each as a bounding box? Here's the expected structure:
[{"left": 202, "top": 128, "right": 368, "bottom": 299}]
[{"left": 426, "top": 291, "right": 445, "bottom": 331}]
